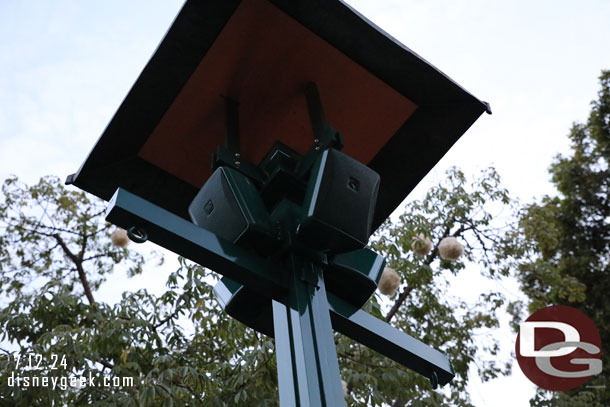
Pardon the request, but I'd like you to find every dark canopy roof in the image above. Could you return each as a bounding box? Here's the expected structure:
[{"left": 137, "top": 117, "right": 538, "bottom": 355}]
[{"left": 68, "top": 0, "right": 489, "bottom": 230}]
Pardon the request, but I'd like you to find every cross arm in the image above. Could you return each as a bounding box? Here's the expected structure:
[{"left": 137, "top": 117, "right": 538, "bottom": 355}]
[
  {"left": 105, "top": 188, "right": 287, "bottom": 301},
  {"left": 105, "top": 188, "right": 453, "bottom": 388},
  {"left": 215, "top": 277, "right": 454, "bottom": 388},
  {"left": 327, "top": 293, "right": 454, "bottom": 387}
]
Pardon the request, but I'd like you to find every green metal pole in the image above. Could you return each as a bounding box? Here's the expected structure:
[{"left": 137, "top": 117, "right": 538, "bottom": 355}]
[{"left": 273, "top": 255, "right": 346, "bottom": 407}]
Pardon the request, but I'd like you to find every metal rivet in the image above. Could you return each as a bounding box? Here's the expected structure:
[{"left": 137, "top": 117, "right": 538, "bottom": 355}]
[
  {"left": 314, "top": 147, "right": 320, "bottom": 151},
  {"left": 314, "top": 139, "right": 319, "bottom": 144},
  {"left": 234, "top": 153, "right": 240, "bottom": 158},
  {"left": 235, "top": 161, "right": 241, "bottom": 166}
]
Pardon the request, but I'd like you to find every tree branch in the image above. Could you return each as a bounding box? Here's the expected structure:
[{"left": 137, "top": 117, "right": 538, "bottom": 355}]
[
  {"left": 385, "top": 231, "right": 444, "bottom": 323},
  {"left": 99, "top": 359, "right": 114, "bottom": 370},
  {"left": 338, "top": 352, "right": 391, "bottom": 369},
  {"left": 385, "top": 286, "right": 415, "bottom": 323},
  {"left": 155, "top": 306, "right": 184, "bottom": 328},
  {"left": 385, "top": 221, "right": 479, "bottom": 322},
  {"left": 53, "top": 233, "right": 96, "bottom": 306},
  {"left": 79, "top": 229, "right": 88, "bottom": 262}
]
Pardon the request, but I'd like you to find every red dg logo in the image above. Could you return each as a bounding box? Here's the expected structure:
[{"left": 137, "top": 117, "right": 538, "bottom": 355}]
[{"left": 515, "top": 305, "right": 602, "bottom": 391}]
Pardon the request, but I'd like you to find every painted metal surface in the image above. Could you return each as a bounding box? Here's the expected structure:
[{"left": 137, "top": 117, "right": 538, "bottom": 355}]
[
  {"left": 105, "top": 141, "right": 457, "bottom": 407},
  {"left": 273, "top": 258, "right": 345, "bottom": 406},
  {"left": 214, "top": 277, "right": 454, "bottom": 388},
  {"left": 65, "top": 0, "right": 491, "bottom": 404},
  {"left": 106, "top": 187, "right": 454, "bottom": 392},
  {"left": 67, "top": 0, "right": 488, "bottom": 231},
  {"left": 327, "top": 293, "right": 454, "bottom": 387},
  {"left": 105, "top": 188, "right": 287, "bottom": 301}
]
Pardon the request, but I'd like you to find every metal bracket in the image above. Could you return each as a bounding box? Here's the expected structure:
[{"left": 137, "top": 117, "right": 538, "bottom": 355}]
[
  {"left": 212, "top": 146, "right": 265, "bottom": 184},
  {"left": 225, "top": 97, "right": 240, "bottom": 152},
  {"left": 305, "top": 82, "right": 344, "bottom": 151}
]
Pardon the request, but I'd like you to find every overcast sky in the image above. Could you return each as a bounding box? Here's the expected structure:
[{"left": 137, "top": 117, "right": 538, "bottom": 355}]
[{"left": 1, "top": 1, "right": 609, "bottom": 405}]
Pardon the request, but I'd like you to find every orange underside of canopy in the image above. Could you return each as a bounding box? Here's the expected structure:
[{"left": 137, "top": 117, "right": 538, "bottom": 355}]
[{"left": 138, "top": 0, "right": 418, "bottom": 188}]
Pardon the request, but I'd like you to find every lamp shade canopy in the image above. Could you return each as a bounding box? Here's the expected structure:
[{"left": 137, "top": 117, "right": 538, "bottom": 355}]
[{"left": 67, "top": 0, "right": 489, "bottom": 230}]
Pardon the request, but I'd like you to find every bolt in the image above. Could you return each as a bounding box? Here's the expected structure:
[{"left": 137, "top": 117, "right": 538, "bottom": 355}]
[
  {"left": 314, "top": 146, "right": 320, "bottom": 151},
  {"left": 314, "top": 139, "right": 319, "bottom": 144},
  {"left": 234, "top": 152, "right": 241, "bottom": 158},
  {"left": 235, "top": 161, "right": 241, "bottom": 166}
]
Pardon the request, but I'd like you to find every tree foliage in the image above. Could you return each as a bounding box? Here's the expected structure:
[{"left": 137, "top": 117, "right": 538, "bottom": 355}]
[
  {"left": 0, "top": 167, "right": 513, "bottom": 406},
  {"left": 0, "top": 175, "right": 149, "bottom": 303},
  {"left": 503, "top": 70, "right": 610, "bottom": 406},
  {"left": 360, "top": 167, "right": 512, "bottom": 407}
]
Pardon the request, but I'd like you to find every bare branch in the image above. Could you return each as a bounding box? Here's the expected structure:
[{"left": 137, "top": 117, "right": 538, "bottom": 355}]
[
  {"left": 52, "top": 233, "right": 95, "bottom": 306},
  {"left": 385, "top": 286, "right": 415, "bottom": 323},
  {"left": 385, "top": 224, "right": 448, "bottom": 322}
]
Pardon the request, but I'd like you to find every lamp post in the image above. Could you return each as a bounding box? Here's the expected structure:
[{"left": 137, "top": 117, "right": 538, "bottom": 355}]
[{"left": 68, "top": 1, "right": 490, "bottom": 405}]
